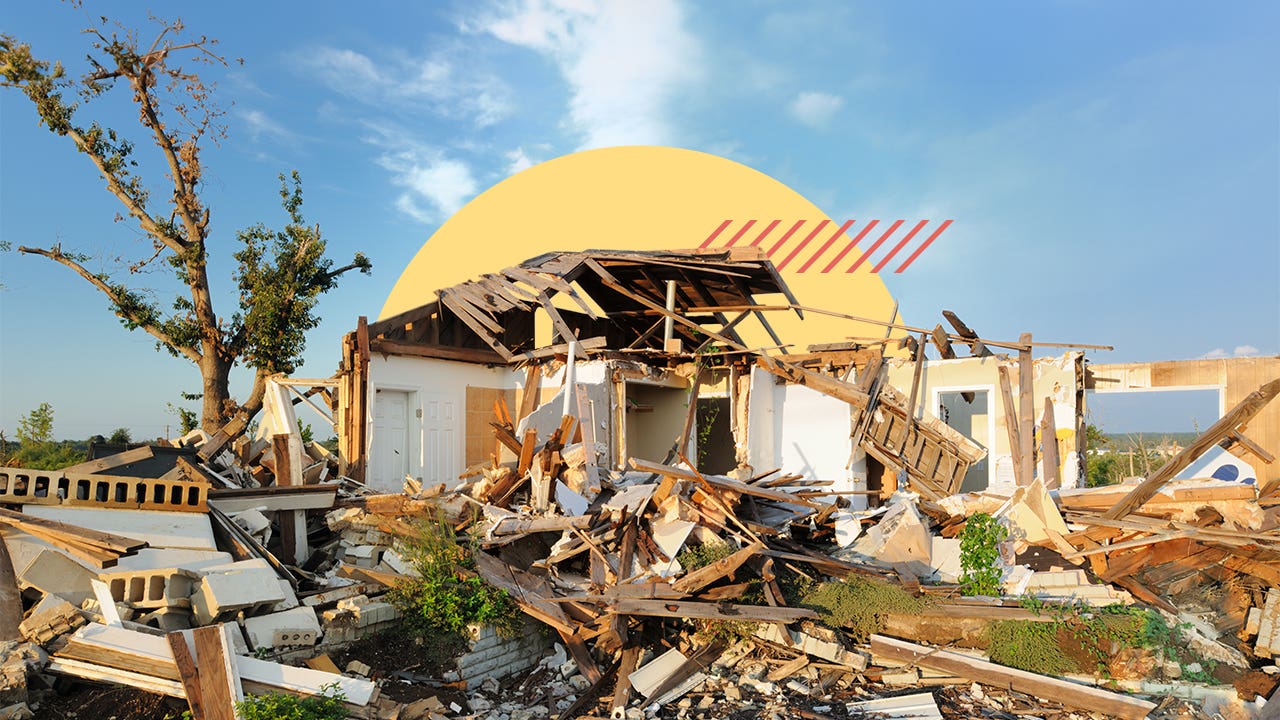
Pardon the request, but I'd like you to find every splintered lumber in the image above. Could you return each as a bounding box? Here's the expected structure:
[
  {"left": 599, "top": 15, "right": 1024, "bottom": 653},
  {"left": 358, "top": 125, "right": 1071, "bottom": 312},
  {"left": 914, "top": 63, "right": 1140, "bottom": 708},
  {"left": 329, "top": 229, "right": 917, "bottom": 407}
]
[
  {"left": 0, "top": 507, "right": 146, "bottom": 557},
  {"left": 754, "top": 356, "right": 870, "bottom": 409},
  {"left": 58, "top": 624, "right": 377, "bottom": 705},
  {"left": 612, "top": 646, "right": 642, "bottom": 719},
  {"left": 197, "top": 414, "right": 249, "bottom": 462},
  {"left": 168, "top": 632, "right": 207, "bottom": 719},
  {"left": 671, "top": 541, "right": 763, "bottom": 594},
  {"left": 611, "top": 598, "right": 816, "bottom": 623},
  {"left": 1102, "top": 377, "right": 1280, "bottom": 519},
  {"left": 1017, "top": 333, "right": 1035, "bottom": 487},
  {"left": 473, "top": 552, "right": 574, "bottom": 634},
  {"left": 193, "top": 625, "right": 241, "bottom": 720},
  {"left": 869, "top": 635, "right": 1155, "bottom": 719},
  {"left": 997, "top": 365, "right": 1022, "bottom": 478},
  {"left": 628, "top": 458, "right": 821, "bottom": 510},
  {"left": 61, "top": 445, "right": 156, "bottom": 475}
]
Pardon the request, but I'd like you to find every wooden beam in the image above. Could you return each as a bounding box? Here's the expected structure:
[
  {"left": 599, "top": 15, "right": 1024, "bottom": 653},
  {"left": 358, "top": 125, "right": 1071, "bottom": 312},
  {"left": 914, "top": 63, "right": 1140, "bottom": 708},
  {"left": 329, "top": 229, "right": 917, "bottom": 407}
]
[
  {"left": 611, "top": 598, "right": 816, "bottom": 623},
  {"left": 997, "top": 365, "right": 1022, "bottom": 482},
  {"left": 1040, "top": 397, "right": 1060, "bottom": 489},
  {"left": 368, "top": 338, "right": 505, "bottom": 365},
  {"left": 62, "top": 445, "right": 156, "bottom": 475},
  {"left": 671, "top": 541, "right": 763, "bottom": 594},
  {"left": 929, "top": 324, "right": 956, "bottom": 360},
  {"left": 942, "top": 310, "right": 991, "bottom": 357},
  {"left": 754, "top": 356, "right": 870, "bottom": 409},
  {"left": 869, "top": 635, "right": 1155, "bottom": 719},
  {"left": 1223, "top": 430, "right": 1275, "bottom": 464},
  {"left": 168, "top": 632, "right": 207, "bottom": 720},
  {"left": 1017, "top": 333, "right": 1035, "bottom": 486},
  {"left": 1102, "top": 378, "right": 1280, "bottom": 519}
]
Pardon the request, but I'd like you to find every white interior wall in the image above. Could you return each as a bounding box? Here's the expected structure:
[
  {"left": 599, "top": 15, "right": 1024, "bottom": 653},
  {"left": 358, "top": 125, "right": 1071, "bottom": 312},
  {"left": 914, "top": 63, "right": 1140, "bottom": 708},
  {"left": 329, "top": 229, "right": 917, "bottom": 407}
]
[
  {"left": 366, "top": 355, "right": 522, "bottom": 492},
  {"left": 747, "top": 367, "right": 867, "bottom": 510}
]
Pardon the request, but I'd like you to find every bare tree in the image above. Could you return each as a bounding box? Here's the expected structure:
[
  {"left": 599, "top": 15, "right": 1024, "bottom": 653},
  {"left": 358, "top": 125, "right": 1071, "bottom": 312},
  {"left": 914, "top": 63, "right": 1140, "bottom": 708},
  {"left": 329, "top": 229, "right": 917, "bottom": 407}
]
[{"left": 1, "top": 14, "right": 369, "bottom": 429}]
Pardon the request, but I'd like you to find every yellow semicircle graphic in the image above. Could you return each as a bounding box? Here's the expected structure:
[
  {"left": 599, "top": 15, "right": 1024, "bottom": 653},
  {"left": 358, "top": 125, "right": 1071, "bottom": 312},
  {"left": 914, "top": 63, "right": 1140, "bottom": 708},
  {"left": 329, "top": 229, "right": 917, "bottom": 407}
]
[{"left": 382, "top": 145, "right": 903, "bottom": 350}]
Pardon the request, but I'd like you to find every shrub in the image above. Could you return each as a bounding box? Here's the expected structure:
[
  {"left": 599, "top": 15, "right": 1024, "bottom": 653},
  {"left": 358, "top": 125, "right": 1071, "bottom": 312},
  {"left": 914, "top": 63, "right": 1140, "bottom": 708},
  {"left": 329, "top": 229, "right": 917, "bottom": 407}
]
[
  {"left": 959, "top": 512, "right": 1007, "bottom": 596},
  {"left": 387, "top": 515, "right": 518, "bottom": 638},
  {"left": 235, "top": 685, "right": 347, "bottom": 720}
]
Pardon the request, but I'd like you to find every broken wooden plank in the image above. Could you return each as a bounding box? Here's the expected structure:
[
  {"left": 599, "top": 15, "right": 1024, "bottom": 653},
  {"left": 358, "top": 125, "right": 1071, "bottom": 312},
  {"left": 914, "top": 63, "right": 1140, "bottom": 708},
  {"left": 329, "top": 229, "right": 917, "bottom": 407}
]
[
  {"left": 1040, "top": 397, "right": 1060, "bottom": 489},
  {"left": 193, "top": 625, "right": 241, "bottom": 720},
  {"left": 168, "top": 632, "right": 207, "bottom": 720},
  {"left": 1017, "top": 333, "right": 1036, "bottom": 487},
  {"left": 611, "top": 598, "right": 816, "bottom": 623},
  {"left": 670, "top": 541, "right": 763, "bottom": 594},
  {"left": 997, "top": 365, "right": 1022, "bottom": 480},
  {"left": 869, "top": 635, "right": 1155, "bottom": 719}
]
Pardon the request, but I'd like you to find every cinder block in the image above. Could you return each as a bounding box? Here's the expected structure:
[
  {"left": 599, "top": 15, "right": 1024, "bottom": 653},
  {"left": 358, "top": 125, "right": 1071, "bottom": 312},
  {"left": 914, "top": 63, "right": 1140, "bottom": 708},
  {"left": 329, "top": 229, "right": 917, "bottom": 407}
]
[
  {"left": 99, "top": 568, "right": 198, "bottom": 609},
  {"left": 18, "top": 549, "right": 94, "bottom": 607},
  {"left": 135, "top": 606, "right": 195, "bottom": 631},
  {"left": 191, "top": 563, "right": 287, "bottom": 625},
  {"left": 242, "top": 607, "right": 321, "bottom": 650}
]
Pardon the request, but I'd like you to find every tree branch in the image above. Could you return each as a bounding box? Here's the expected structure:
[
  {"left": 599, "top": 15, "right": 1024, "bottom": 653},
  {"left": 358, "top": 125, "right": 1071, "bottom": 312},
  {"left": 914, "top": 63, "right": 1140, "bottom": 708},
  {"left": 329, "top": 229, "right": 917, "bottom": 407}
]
[
  {"left": 17, "top": 244, "right": 201, "bottom": 364},
  {"left": 62, "top": 125, "right": 185, "bottom": 253}
]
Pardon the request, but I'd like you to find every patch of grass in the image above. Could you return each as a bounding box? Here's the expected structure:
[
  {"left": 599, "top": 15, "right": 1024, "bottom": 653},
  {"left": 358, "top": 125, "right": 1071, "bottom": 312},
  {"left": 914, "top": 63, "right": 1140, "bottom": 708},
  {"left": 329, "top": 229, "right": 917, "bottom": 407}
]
[
  {"left": 987, "top": 620, "right": 1077, "bottom": 675},
  {"left": 387, "top": 515, "right": 519, "bottom": 639},
  {"left": 677, "top": 540, "right": 735, "bottom": 571},
  {"left": 801, "top": 577, "right": 930, "bottom": 641}
]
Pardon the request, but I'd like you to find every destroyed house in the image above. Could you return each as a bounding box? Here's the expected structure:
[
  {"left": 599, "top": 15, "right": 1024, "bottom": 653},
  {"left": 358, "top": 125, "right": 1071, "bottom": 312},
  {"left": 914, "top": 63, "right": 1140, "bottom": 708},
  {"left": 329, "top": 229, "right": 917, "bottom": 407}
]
[{"left": 333, "top": 248, "right": 1102, "bottom": 504}]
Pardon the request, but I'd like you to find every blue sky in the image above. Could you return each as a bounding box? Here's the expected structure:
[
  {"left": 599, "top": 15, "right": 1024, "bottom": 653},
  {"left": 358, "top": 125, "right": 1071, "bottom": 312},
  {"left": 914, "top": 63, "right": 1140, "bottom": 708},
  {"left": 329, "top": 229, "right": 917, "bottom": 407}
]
[{"left": 1, "top": 0, "right": 1277, "bottom": 439}]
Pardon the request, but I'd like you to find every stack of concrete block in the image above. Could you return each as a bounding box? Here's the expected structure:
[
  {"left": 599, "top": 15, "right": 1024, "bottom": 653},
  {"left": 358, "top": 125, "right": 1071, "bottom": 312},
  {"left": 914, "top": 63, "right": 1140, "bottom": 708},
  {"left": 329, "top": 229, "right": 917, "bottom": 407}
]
[
  {"left": 454, "top": 619, "right": 553, "bottom": 686},
  {"left": 319, "top": 594, "right": 402, "bottom": 645}
]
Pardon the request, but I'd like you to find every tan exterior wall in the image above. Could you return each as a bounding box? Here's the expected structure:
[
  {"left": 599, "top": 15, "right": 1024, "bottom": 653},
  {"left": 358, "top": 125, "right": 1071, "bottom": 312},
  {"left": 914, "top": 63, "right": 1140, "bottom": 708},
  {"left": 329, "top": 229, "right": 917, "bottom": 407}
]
[
  {"left": 1088, "top": 356, "right": 1280, "bottom": 486},
  {"left": 885, "top": 352, "right": 1084, "bottom": 489}
]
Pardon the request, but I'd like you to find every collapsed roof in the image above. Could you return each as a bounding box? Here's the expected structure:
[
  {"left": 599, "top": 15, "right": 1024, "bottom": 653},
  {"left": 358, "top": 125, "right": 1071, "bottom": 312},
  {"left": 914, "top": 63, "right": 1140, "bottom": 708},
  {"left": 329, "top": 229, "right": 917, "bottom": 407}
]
[{"left": 365, "top": 247, "right": 801, "bottom": 363}]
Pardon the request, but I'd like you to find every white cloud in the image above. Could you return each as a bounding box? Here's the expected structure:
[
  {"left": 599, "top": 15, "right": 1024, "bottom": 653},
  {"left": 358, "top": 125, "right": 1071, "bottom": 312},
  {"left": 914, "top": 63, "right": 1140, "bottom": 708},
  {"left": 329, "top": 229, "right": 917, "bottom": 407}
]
[
  {"left": 379, "top": 149, "right": 478, "bottom": 222},
  {"left": 238, "top": 109, "right": 297, "bottom": 145},
  {"left": 364, "top": 123, "right": 480, "bottom": 223},
  {"left": 301, "top": 46, "right": 512, "bottom": 127},
  {"left": 1202, "top": 345, "right": 1261, "bottom": 360},
  {"left": 476, "top": 0, "right": 700, "bottom": 149},
  {"left": 789, "top": 91, "right": 844, "bottom": 129},
  {"left": 505, "top": 147, "right": 535, "bottom": 174}
]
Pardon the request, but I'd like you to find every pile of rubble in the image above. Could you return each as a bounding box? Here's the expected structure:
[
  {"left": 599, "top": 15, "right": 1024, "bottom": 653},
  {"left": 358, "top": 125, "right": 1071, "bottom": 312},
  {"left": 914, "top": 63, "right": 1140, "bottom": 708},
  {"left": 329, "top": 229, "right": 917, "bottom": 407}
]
[
  {"left": 0, "top": 370, "right": 1274, "bottom": 719},
  {"left": 1, "top": 249, "right": 1278, "bottom": 720}
]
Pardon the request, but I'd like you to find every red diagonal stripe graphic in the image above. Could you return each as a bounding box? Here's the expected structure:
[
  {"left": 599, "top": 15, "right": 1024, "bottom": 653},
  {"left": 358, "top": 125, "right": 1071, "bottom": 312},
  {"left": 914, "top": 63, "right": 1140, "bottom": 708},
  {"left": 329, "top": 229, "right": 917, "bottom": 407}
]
[
  {"left": 722, "top": 219, "right": 757, "bottom": 247},
  {"left": 699, "top": 219, "right": 733, "bottom": 248},
  {"left": 768, "top": 219, "right": 829, "bottom": 269},
  {"left": 778, "top": 217, "right": 839, "bottom": 270},
  {"left": 763, "top": 219, "right": 805, "bottom": 255},
  {"left": 872, "top": 219, "right": 928, "bottom": 273},
  {"left": 749, "top": 219, "right": 783, "bottom": 247},
  {"left": 801, "top": 219, "right": 858, "bottom": 273},
  {"left": 846, "top": 219, "right": 904, "bottom": 273},
  {"left": 823, "top": 219, "right": 882, "bottom": 273},
  {"left": 895, "top": 219, "right": 953, "bottom": 273}
]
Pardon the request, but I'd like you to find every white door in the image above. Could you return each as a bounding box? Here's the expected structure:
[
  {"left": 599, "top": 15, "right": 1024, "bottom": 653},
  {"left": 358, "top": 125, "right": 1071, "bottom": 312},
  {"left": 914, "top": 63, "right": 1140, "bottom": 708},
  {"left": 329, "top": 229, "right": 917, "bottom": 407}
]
[
  {"left": 422, "top": 392, "right": 459, "bottom": 485},
  {"left": 372, "top": 389, "right": 410, "bottom": 492}
]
